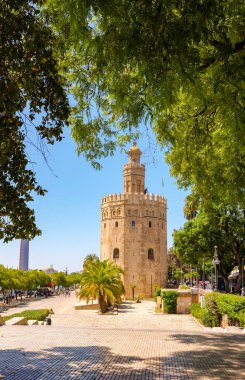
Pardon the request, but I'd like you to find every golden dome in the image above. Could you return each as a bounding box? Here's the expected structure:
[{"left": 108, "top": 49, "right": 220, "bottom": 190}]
[{"left": 129, "top": 141, "right": 141, "bottom": 152}]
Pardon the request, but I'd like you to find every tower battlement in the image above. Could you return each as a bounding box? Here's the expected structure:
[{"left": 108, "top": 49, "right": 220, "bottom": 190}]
[{"left": 101, "top": 193, "right": 166, "bottom": 204}]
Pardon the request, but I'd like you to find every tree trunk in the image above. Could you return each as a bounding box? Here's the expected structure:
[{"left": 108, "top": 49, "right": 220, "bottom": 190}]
[
  {"left": 234, "top": 258, "right": 243, "bottom": 293},
  {"left": 234, "top": 275, "right": 241, "bottom": 294},
  {"left": 223, "top": 276, "right": 230, "bottom": 293},
  {"left": 99, "top": 294, "right": 107, "bottom": 313},
  {"left": 106, "top": 297, "right": 112, "bottom": 307}
]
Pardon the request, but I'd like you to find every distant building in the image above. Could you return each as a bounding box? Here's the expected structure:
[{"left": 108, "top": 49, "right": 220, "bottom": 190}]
[
  {"left": 19, "top": 240, "right": 29, "bottom": 270},
  {"left": 43, "top": 265, "right": 57, "bottom": 275},
  {"left": 100, "top": 142, "right": 168, "bottom": 298}
]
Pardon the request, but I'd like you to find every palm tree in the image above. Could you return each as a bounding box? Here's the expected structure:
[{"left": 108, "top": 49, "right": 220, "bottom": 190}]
[
  {"left": 82, "top": 254, "right": 99, "bottom": 270},
  {"left": 77, "top": 260, "right": 124, "bottom": 313}
]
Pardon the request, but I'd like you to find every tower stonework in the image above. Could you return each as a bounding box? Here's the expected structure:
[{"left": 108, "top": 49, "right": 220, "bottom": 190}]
[{"left": 100, "top": 143, "right": 167, "bottom": 298}]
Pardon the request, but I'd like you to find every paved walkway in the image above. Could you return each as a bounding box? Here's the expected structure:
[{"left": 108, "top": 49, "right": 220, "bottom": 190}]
[{"left": 0, "top": 292, "right": 245, "bottom": 379}]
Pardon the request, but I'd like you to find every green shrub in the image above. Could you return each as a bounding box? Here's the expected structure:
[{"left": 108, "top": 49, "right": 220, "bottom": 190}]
[
  {"left": 179, "top": 285, "right": 190, "bottom": 290},
  {"left": 161, "top": 290, "right": 178, "bottom": 314},
  {"left": 204, "top": 293, "right": 245, "bottom": 327},
  {"left": 190, "top": 303, "right": 202, "bottom": 319},
  {"left": 3, "top": 309, "right": 50, "bottom": 322},
  {"left": 236, "top": 310, "right": 245, "bottom": 328},
  {"left": 190, "top": 303, "right": 213, "bottom": 326}
]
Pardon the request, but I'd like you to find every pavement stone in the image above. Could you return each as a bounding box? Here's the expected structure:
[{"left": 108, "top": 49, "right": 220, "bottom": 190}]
[{"left": 0, "top": 292, "right": 244, "bottom": 379}]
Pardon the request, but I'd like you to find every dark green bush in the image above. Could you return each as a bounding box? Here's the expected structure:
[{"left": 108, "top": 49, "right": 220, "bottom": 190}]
[
  {"left": 201, "top": 308, "right": 214, "bottom": 327},
  {"left": 204, "top": 293, "right": 245, "bottom": 327},
  {"left": 190, "top": 303, "right": 213, "bottom": 326},
  {"left": 190, "top": 303, "right": 202, "bottom": 319},
  {"left": 3, "top": 309, "right": 50, "bottom": 322},
  {"left": 236, "top": 310, "right": 245, "bottom": 328},
  {"left": 161, "top": 290, "right": 178, "bottom": 314}
]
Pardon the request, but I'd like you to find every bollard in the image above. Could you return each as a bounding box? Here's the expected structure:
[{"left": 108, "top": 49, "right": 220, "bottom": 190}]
[{"left": 46, "top": 317, "right": 52, "bottom": 325}]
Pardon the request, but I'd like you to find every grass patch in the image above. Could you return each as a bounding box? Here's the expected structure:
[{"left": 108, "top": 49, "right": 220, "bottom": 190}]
[{"left": 3, "top": 309, "right": 50, "bottom": 322}]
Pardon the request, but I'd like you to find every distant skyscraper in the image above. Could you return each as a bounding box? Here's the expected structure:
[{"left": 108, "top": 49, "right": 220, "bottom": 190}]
[{"left": 19, "top": 240, "right": 29, "bottom": 270}]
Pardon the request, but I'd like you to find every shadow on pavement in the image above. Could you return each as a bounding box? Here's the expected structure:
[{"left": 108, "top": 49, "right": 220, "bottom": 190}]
[{"left": 0, "top": 333, "right": 244, "bottom": 379}]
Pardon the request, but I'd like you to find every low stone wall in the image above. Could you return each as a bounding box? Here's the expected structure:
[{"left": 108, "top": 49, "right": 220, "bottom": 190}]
[
  {"left": 156, "top": 288, "right": 212, "bottom": 314},
  {"left": 74, "top": 304, "right": 100, "bottom": 310}
]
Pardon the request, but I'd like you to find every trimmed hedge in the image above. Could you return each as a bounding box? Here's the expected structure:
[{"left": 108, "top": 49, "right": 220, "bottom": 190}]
[
  {"left": 205, "top": 293, "right": 245, "bottom": 327},
  {"left": 3, "top": 309, "right": 50, "bottom": 322},
  {"left": 192, "top": 293, "right": 245, "bottom": 327},
  {"left": 190, "top": 303, "right": 202, "bottom": 320},
  {"left": 161, "top": 291, "right": 178, "bottom": 314},
  {"left": 190, "top": 303, "right": 213, "bottom": 326},
  {"left": 236, "top": 310, "right": 245, "bottom": 328}
]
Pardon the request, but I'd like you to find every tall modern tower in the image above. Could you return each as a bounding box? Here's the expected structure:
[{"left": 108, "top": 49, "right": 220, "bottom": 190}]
[
  {"left": 100, "top": 142, "right": 167, "bottom": 297},
  {"left": 19, "top": 240, "right": 29, "bottom": 270}
]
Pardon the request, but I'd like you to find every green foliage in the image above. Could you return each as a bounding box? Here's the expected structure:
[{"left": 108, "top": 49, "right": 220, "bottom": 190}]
[
  {"left": 77, "top": 259, "right": 124, "bottom": 313},
  {"left": 190, "top": 303, "right": 202, "bottom": 320},
  {"left": 161, "top": 291, "right": 178, "bottom": 314},
  {"left": 236, "top": 310, "right": 245, "bottom": 328},
  {"left": 173, "top": 205, "right": 245, "bottom": 292},
  {"left": 154, "top": 287, "right": 161, "bottom": 298},
  {"left": 190, "top": 303, "right": 213, "bottom": 326},
  {"left": 82, "top": 254, "right": 99, "bottom": 270},
  {"left": 50, "top": 272, "right": 67, "bottom": 287},
  {"left": 43, "top": 0, "right": 244, "bottom": 206},
  {"left": 0, "top": 0, "right": 70, "bottom": 241},
  {"left": 204, "top": 293, "right": 245, "bottom": 327},
  {"left": 179, "top": 285, "right": 190, "bottom": 290},
  {"left": 153, "top": 286, "right": 161, "bottom": 302},
  {"left": 3, "top": 309, "right": 50, "bottom": 322},
  {"left": 0, "top": 265, "right": 51, "bottom": 301},
  {"left": 65, "top": 272, "right": 82, "bottom": 287}
]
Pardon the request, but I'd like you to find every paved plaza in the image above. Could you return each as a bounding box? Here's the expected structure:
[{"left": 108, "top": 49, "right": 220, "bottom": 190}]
[{"left": 0, "top": 292, "right": 244, "bottom": 379}]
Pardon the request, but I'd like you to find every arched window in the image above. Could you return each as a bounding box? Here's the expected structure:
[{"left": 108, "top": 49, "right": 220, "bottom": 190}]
[
  {"left": 104, "top": 223, "right": 106, "bottom": 228},
  {"left": 149, "top": 221, "right": 152, "bottom": 228},
  {"left": 148, "top": 249, "right": 154, "bottom": 260},
  {"left": 128, "top": 209, "right": 131, "bottom": 215},
  {"left": 113, "top": 248, "right": 119, "bottom": 259},
  {"left": 132, "top": 221, "right": 136, "bottom": 227},
  {"left": 115, "top": 221, "right": 118, "bottom": 227}
]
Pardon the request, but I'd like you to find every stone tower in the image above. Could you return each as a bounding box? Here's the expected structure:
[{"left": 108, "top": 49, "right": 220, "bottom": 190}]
[{"left": 100, "top": 143, "right": 167, "bottom": 298}]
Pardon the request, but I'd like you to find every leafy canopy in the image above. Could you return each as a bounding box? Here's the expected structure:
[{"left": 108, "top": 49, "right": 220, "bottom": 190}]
[
  {"left": 0, "top": 0, "right": 70, "bottom": 242},
  {"left": 44, "top": 0, "right": 244, "bottom": 205},
  {"left": 173, "top": 203, "right": 245, "bottom": 291}
]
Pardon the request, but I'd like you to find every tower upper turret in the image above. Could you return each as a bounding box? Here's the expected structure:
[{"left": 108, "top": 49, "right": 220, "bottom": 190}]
[{"left": 123, "top": 142, "right": 145, "bottom": 194}]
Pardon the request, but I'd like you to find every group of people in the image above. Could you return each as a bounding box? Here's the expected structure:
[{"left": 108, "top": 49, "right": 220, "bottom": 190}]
[{"left": 55, "top": 289, "right": 71, "bottom": 297}]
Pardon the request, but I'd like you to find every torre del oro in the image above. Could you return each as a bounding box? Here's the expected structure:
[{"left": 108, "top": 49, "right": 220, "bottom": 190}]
[{"left": 100, "top": 142, "right": 167, "bottom": 298}]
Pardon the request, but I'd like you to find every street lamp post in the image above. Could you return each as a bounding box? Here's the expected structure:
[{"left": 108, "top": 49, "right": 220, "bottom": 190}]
[{"left": 212, "top": 246, "right": 220, "bottom": 292}]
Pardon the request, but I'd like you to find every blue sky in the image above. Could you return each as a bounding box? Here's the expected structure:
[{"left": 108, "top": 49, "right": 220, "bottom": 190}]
[{"left": 0, "top": 127, "right": 188, "bottom": 273}]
